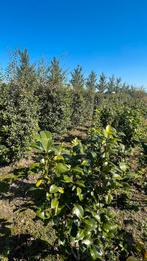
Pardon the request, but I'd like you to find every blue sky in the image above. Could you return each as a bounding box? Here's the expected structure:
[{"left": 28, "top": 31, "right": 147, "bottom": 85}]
[{"left": 0, "top": 0, "right": 147, "bottom": 88}]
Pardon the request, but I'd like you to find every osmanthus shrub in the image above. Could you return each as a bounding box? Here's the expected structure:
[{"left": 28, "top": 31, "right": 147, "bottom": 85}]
[{"left": 32, "top": 126, "right": 131, "bottom": 260}]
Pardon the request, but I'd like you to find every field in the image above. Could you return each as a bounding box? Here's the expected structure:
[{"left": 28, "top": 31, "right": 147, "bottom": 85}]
[
  {"left": 0, "top": 50, "right": 147, "bottom": 260},
  {"left": 0, "top": 127, "right": 146, "bottom": 260}
]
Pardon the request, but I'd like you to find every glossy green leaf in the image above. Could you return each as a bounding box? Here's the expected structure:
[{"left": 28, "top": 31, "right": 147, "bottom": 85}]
[
  {"left": 76, "top": 187, "right": 83, "bottom": 201},
  {"left": 50, "top": 184, "right": 59, "bottom": 193},
  {"left": 72, "top": 204, "right": 84, "bottom": 219},
  {"left": 104, "top": 125, "right": 113, "bottom": 137},
  {"left": 55, "top": 163, "right": 68, "bottom": 174},
  {"left": 63, "top": 175, "right": 73, "bottom": 183},
  {"left": 51, "top": 198, "right": 59, "bottom": 209},
  {"left": 36, "top": 179, "right": 43, "bottom": 187}
]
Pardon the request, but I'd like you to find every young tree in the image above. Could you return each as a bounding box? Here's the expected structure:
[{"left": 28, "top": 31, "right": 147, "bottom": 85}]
[
  {"left": 38, "top": 58, "right": 71, "bottom": 134},
  {"left": 47, "top": 57, "right": 66, "bottom": 89},
  {"left": 0, "top": 49, "right": 38, "bottom": 163},
  {"left": 70, "top": 65, "right": 85, "bottom": 91},
  {"left": 70, "top": 66, "right": 85, "bottom": 126},
  {"left": 86, "top": 71, "right": 97, "bottom": 93},
  {"left": 107, "top": 75, "right": 116, "bottom": 94},
  {"left": 84, "top": 71, "right": 97, "bottom": 124},
  {"left": 97, "top": 73, "right": 107, "bottom": 93}
]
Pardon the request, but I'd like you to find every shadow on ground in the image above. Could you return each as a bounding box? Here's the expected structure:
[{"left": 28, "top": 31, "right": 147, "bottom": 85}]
[{"left": 0, "top": 219, "right": 58, "bottom": 260}]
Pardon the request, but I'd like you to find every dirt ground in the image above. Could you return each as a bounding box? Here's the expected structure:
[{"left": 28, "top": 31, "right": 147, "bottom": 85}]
[{"left": 0, "top": 128, "right": 147, "bottom": 260}]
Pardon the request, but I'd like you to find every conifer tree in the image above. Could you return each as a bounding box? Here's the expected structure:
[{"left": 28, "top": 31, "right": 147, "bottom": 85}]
[
  {"left": 84, "top": 71, "right": 97, "bottom": 124},
  {"left": 86, "top": 71, "right": 97, "bottom": 93},
  {"left": 107, "top": 75, "right": 116, "bottom": 94},
  {"left": 70, "top": 66, "right": 85, "bottom": 126},
  {"left": 70, "top": 65, "right": 85, "bottom": 91},
  {"left": 97, "top": 73, "right": 107, "bottom": 93},
  {"left": 47, "top": 57, "right": 66, "bottom": 89}
]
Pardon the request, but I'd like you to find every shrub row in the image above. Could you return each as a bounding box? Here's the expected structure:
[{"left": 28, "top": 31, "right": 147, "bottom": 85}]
[{"left": 0, "top": 49, "right": 147, "bottom": 163}]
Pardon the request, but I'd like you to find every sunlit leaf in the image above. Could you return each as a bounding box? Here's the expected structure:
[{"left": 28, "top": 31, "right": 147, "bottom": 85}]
[
  {"left": 36, "top": 179, "right": 43, "bottom": 187},
  {"left": 63, "top": 175, "right": 73, "bottom": 183},
  {"left": 51, "top": 198, "right": 59, "bottom": 209},
  {"left": 72, "top": 204, "right": 84, "bottom": 219}
]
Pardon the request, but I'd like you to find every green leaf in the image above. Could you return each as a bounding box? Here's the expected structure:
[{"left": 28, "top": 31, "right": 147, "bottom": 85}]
[
  {"left": 82, "top": 239, "right": 92, "bottom": 246},
  {"left": 72, "top": 204, "right": 84, "bottom": 219},
  {"left": 104, "top": 125, "right": 113, "bottom": 137},
  {"left": 35, "top": 131, "right": 53, "bottom": 153},
  {"left": 85, "top": 218, "right": 97, "bottom": 229},
  {"left": 54, "top": 155, "right": 64, "bottom": 161},
  {"left": 75, "top": 180, "right": 85, "bottom": 187},
  {"left": 72, "top": 166, "right": 84, "bottom": 175},
  {"left": 55, "top": 163, "right": 68, "bottom": 174},
  {"left": 63, "top": 175, "right": 73, "bottom": 183},
  {"left": 81, "top": 160, "right": 89, "bottom": 166},
  {"left": 119, "top": 162, "right": 127, "bottom": 172},
  {"left": 112, "top": 173, "right": 122, "bottom": 180},
  {"left": 36, "top": 209, "right": 45, "bottom": 220},
  {"left": 50, "top": 184, "right": 59, "bottom": 193},
  {"left": 76, "top": 187, "right": 83, "bottom": 201},
  {"left": 105, "top": 194, "right": 113, "bottom": 204},
  {"left": 51, "top": 198, "right": 59, "bottom": 209},
  {"left": 36, "top": 179, "right": 43, "bottom": 187},
  {"left": 92, "top": 212, "right": 100, "bottom": 222},
  {"left": 58, "top": 187, "right": 64, "bottom": 193},
  {"left": 76, "top": 229, "right": 85, "bottom": 240}
]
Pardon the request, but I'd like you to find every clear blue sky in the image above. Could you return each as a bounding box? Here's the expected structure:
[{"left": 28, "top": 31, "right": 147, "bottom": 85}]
[{"left": 0, "top": 0, "right": 147, "bottom": 88}]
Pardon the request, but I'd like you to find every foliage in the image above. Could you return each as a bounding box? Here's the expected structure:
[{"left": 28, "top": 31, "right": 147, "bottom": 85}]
[
  {"left": 84, "top": 71, "right": 97, "bottom": 124},
  {"left": 0, "top": 49, "right": 38, "bottom": 163},
  {"left": 70, "top": 65, "right": 86, "bottom": 127},
  {"left": 37, "top": 58, "right": 72, "bottom": 134},
  {"left": 38, "top": 86, "right": 72, "bottom": 134},
  {"left": 70, "top": 65, "right": 85, "bottom": 91},
  {"left": 47, "top": 57, "right": 66, "bottom": 89},
  {"left": 93, "top": 93, "right": 146, "bottom": 147},
  {"left": 32, "top": 127, "right": 133, "bottom": 260}
]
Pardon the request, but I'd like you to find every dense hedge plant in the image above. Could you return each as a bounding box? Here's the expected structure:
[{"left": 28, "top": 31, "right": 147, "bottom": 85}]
[
  {"left": 0, "top": 49, "right": 38, "bottom": 163},
  {"left": 39, "top": 86, "right": 72, "bottom": 134},
  {"left": 93, "top": 93, "right": 146, "bottom": 147},
  {"left": 70, "top": 66, "right": 86, "bottom": 127},
  {"left": 0, "top": 49, "right": 147, "bottom": 163},
  {"left": 32, "top": 127, "right": 132, "bottom": 260},
  {"left": 37, "top": 58, "right": 72, "bottom": 134}
]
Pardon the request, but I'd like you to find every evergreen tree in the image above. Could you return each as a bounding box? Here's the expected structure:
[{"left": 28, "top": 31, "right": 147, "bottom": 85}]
[
  {"left": 86, "top": 71, "right": 97, "bottom": 93},
  {"left": 97, "top": 73, "right": 107, "bottom": 93},
  {"left": 107, "top": 75, "right": 116, "bottom": 94},
  {"left": 38, "top": 58, "right": 71, "bottom": 133},
  {"left": 84, "top": 71, "right": 97, "bottom": 124},
  {"left": 70, "top": 65, "right": 85, "bottom": 91},
  {"left": 70, "top": 66, "right": 85, "bottom": 126},
  {"left": 47, "top": 57, "right": 66, "bottom": 89}
]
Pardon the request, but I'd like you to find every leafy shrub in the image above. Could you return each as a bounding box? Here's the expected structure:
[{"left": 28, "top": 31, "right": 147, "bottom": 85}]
[
  {"left": 70, "top": 90, "right": 86, "bottom": 127},
  {"left": 0, "top": 50, "right": 38, "bottom": 163},
  {"left": 38, "top": 86, "right": 72, "bottom": 134},
  {"left": 32, "top": 127, "right": 131, "bottom": 260},
  {"left": 93, "top": 93, "right": 146, "bottom": 147}
]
